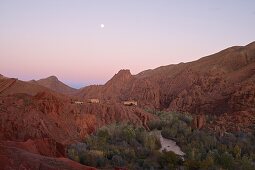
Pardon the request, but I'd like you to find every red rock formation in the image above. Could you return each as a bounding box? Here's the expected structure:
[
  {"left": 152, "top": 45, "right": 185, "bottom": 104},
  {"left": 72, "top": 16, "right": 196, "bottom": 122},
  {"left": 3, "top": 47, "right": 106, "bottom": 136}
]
[{"left": 0, "top": 90, "right": 156, "bottom": 169}]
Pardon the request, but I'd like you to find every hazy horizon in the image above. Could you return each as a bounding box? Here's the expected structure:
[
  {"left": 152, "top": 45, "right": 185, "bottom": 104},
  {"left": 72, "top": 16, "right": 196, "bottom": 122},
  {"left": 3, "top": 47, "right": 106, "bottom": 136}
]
[{"left": 1, "top": 0, "right": 255, "bottom": 88}]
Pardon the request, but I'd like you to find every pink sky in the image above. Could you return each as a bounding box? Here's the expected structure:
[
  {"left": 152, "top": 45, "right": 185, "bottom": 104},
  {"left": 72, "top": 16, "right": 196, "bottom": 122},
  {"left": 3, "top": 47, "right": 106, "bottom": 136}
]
[{"left": 1, "top": 0, "right": 255, "bottom": 88}]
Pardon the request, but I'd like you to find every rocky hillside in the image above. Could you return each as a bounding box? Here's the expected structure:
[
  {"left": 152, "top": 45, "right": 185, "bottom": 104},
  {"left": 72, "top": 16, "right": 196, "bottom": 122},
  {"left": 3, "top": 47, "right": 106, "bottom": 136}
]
[
  {"left": 78, "top": 42, "right": 255, "bottom": 116},
  {"left": 0, "top": 78, "right": 156, "bottom": 169}
]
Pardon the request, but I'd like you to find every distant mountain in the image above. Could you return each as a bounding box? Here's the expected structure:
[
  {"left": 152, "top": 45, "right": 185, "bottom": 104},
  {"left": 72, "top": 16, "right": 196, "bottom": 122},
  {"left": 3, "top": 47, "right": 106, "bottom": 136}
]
[
  {"left": 0, "top": 75, "right": 59, "bottom": 97},
  {"left": 78, "top": 41, "right": 255, "bottom": 115},
  {"left": 35, "top": 76, "right": 77, "bottom": 95}
]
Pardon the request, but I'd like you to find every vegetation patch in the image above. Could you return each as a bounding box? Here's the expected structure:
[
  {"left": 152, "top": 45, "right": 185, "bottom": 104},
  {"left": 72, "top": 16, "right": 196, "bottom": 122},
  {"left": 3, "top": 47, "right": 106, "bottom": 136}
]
[
  {"left": 67, "top": 123, "right": 183, "bottom": 169},
  {"left": 68, "top": 111, "right": 255, "bottom": 169}
]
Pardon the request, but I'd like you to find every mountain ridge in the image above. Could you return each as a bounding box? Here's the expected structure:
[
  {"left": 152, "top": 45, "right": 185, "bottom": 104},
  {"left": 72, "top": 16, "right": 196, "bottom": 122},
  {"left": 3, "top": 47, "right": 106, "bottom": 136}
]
[{"left": 78, "top": 41, "right": 255, "bottom": 115}]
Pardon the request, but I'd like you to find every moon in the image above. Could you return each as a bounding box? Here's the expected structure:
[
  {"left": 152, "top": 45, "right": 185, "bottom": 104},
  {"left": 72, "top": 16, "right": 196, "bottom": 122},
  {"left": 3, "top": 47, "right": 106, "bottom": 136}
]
[{"left": 100, "top": 24, "right": 104, "bottom": 28}]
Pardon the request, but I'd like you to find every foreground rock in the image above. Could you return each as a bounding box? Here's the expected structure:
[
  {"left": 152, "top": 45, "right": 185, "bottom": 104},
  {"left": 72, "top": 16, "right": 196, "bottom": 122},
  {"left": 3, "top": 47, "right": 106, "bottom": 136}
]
[{"left": 0, "top": 142, "right": 96, "bottom": 170}]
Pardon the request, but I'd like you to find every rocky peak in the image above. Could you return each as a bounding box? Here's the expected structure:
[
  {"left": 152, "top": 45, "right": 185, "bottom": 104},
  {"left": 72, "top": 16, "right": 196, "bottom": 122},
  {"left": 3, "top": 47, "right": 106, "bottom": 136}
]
[
  {"left": 106, "top": 69, "right": 132, "bottom": 85},
  {"left": 115, "top": 69, "right": 132, "bottom": 78},
  {"left": 47, "top": 76, "right": 59, "bottom": 81}
]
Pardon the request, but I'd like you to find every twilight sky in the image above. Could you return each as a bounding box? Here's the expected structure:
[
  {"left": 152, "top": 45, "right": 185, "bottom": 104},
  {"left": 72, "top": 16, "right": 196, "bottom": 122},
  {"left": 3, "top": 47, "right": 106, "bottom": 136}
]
[{"left": 1, "top": 0, "right": 255, "bottom": 88}]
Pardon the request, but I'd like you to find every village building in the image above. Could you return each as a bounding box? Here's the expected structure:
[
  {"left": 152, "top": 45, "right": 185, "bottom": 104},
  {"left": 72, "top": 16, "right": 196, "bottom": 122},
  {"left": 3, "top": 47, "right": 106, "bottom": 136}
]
[
  {"left": 87, "top": 98, "right": 100, "bottom": 103},
  {"left": 74, "top": 101, "right": 83, "bottom": 104}
]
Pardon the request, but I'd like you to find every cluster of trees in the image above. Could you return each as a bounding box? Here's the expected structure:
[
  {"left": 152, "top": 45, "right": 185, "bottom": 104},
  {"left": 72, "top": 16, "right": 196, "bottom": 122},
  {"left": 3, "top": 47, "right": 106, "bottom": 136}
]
[
  {"left": 68, "top": 110, "right": 255, "bottom": 169},
  {"left": 148, "top": 110, "right": 255, "bottom": 170}
]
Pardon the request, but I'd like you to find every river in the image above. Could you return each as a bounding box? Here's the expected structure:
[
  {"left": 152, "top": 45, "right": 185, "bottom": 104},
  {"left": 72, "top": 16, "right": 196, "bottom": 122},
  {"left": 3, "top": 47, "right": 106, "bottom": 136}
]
[{"left": 154, "top": 130, "right": 185, "bottom": 156}]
